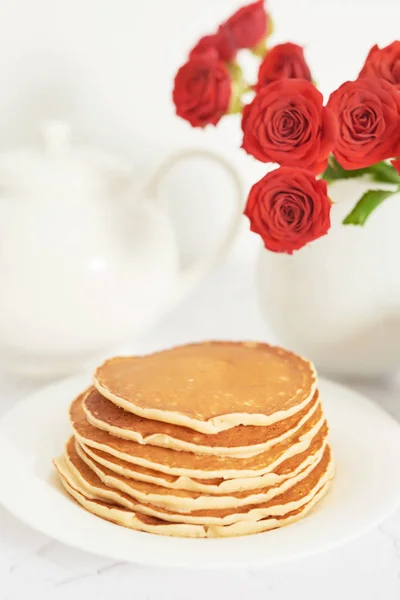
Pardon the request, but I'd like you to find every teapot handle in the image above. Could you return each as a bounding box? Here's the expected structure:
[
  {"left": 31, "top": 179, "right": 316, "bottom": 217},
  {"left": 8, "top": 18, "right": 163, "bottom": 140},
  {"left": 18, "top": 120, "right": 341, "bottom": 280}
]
[{"left": 145, "top": 148, "right": 244, "bottom": 304}]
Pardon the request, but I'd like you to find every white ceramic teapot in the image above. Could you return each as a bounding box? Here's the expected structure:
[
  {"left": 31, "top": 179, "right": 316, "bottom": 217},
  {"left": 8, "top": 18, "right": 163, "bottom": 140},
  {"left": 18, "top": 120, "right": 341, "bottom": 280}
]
[{"left": 0, "top": 121, "right": 243, "bottom": 377}]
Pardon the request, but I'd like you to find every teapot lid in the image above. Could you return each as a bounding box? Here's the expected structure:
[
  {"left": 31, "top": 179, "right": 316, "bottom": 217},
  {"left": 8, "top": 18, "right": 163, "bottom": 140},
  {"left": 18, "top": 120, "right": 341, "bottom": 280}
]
[{"left": 0, "top": 120, "right": 131, "bottom": 197}]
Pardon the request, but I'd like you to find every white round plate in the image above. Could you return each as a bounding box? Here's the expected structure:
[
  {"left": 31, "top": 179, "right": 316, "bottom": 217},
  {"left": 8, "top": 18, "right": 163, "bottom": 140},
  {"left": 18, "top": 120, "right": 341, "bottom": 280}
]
[{"left": 0, "top": 375, "right": 400, "bottom": 569}]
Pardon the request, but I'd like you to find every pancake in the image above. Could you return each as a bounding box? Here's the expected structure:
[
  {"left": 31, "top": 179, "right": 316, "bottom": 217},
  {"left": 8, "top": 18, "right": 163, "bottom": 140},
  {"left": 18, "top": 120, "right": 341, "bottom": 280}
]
[
  {"left": 55, "top": 454, "right": 332, "bottom": 537},
  {"left": 73, "top": 437, "right": 331, "bottom": 512},
  {"left": 56, "top": 443, "right": 333, "bottom": 525},
  {"left": 93, "top": 342, "right": 317, "bottom": 433},
  {"left": 55, "top": 456, "right": 205, "bottom": 538},
  {"left": 207, "top": 480, "right": 331, "bottom": 537},
  {"left": 83, "top": 386, "right": 320, "bottom": 458},
  {"left": 80, "top": 430, "right": 327, "bottom": 494},
  {"left": 71, "top": 392, "right": 327, "bottom": 479}
]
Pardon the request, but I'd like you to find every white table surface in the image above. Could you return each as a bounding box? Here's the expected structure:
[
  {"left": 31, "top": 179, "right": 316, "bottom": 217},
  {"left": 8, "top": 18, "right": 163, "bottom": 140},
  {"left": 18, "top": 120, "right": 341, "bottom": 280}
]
[{"left": 1, "top": 238, "right": 400, "bottom": 600}]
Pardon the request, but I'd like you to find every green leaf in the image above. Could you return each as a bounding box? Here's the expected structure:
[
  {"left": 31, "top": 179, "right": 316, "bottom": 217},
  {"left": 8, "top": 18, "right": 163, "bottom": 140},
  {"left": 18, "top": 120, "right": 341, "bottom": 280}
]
[
  {"left": 369, "top": 161, "right": 400, "bottom": 184},
  {"left": 321, "top": 156, "right": 400, "bottom": 185},
  {"left": 321, "top": 157, "right": 371, "bottom": 182},
  {"left": 343, "top": 189, "right": 398, "bottom": 226}
]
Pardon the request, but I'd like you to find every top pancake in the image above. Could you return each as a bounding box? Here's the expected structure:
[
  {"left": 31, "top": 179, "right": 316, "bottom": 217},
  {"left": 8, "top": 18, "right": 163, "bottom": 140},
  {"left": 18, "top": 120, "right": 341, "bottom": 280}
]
[{"left": 93, "top": 341, "right": 317, "bottom": 433}]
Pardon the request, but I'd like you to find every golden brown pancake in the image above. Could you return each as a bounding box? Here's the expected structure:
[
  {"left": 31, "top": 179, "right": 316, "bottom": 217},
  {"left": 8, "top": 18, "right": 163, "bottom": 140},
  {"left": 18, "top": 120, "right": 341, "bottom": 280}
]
[
  {"left": 72, "top": 437, "right": 331, "bottom": 512},
  {"left": 93, "top": 342, "right": 317, "bottom": 433},
  {"left": 70, "top": 392, "right": 326, "bottom": 479},
  {"left": 79, "top": 429, "right": 328, "bottom": 495},
  {"left": 83, "top": 386, "right": 320, "bottom": 458},
  {"left": 57, "top": 441, "right": 333, "bottom": 524},
  {"left": 54, "top": 453, "right": 333, "bottom": 536},
  {"left": 54, "top": 340, "right": 334, "bottom": 538}
]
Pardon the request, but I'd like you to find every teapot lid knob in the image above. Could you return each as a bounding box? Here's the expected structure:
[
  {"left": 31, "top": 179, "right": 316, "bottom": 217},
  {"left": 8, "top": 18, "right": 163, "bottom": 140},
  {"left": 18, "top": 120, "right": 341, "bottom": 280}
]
[{"left": 40, "top": 120, "right": 71, "bottom": 155}]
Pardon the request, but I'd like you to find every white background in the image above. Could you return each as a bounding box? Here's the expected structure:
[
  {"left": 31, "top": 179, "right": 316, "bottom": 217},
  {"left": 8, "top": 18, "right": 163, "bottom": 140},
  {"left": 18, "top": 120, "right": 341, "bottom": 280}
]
[
  {"left": 1, "top": 0, "right": 400, "bottom": 598},
  {"left": 0, "top": 0, "right": 399, "bottom": 168}
]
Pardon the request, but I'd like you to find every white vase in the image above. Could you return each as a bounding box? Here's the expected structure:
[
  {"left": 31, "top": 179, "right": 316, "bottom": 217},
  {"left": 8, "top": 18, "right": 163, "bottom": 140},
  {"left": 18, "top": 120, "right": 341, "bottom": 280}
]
[{"left": 257, "top": 177, "right": 400, "bottom": 378}]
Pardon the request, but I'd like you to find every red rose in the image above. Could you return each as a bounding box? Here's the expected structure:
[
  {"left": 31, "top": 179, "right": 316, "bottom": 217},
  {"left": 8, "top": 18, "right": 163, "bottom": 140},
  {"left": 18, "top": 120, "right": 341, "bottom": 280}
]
[
  {"left": 223, "top": 0, "right": 269, "bottom": 51},
  {"left": 255, "top": 43, "right": 312, "bottom": 91},
  {"left": 189, "top": 28, "right": 237, "bottom": 62},
  {"left": 327, "top": 77, "right": 400, "bottom": 170},
  {"left": 392, "top": 158, "right": 400, "bottom": 175},
  {"left": 173, "top": 57, "right": 232, "bottom": 127},
  {"left": 359, "top": 42, "right": 400, "bottom": 88},
  {"left": 188, "top": 2, "right": 269, "bottom": 64},
  {"left": 215, "top": 24, "right": 239, "bottom": 62},
  {"left": 189, "top": 35, "right": 221, "bottom": 61},
  {"left": 241, "top": 79, "right": 337, "bottom": 174},
  {"left": 245, "top": 167, "right": 331, "bottom": 253}
]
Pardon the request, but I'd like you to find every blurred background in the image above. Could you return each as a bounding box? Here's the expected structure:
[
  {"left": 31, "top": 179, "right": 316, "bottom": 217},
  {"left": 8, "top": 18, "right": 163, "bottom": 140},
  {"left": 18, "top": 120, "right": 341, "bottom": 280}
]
[
  {"left": 0, "top": 0, "right": 396, "bottom": 153},
  {"left": 1, "top": 0, "right": 400, "bottom": 379}
]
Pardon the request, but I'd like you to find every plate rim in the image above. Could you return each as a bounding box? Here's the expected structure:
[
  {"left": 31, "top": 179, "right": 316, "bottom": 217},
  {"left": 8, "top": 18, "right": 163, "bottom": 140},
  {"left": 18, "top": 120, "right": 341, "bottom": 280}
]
[{"left": 1, "top": 374, "right": 400, "bottom": 569}]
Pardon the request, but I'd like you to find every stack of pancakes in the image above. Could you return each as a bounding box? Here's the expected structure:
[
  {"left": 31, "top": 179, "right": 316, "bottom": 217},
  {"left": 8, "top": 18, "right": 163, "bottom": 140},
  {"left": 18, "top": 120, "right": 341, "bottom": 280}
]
[{"left": 54, "top": 341, "right": 334, "bottom": 538}]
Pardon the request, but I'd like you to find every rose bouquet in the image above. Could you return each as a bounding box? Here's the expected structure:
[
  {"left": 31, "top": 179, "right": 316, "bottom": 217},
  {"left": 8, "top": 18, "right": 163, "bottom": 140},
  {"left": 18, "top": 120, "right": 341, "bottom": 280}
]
[{"left": 172, "top": 1, "right": 400, "bottom": 254}]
